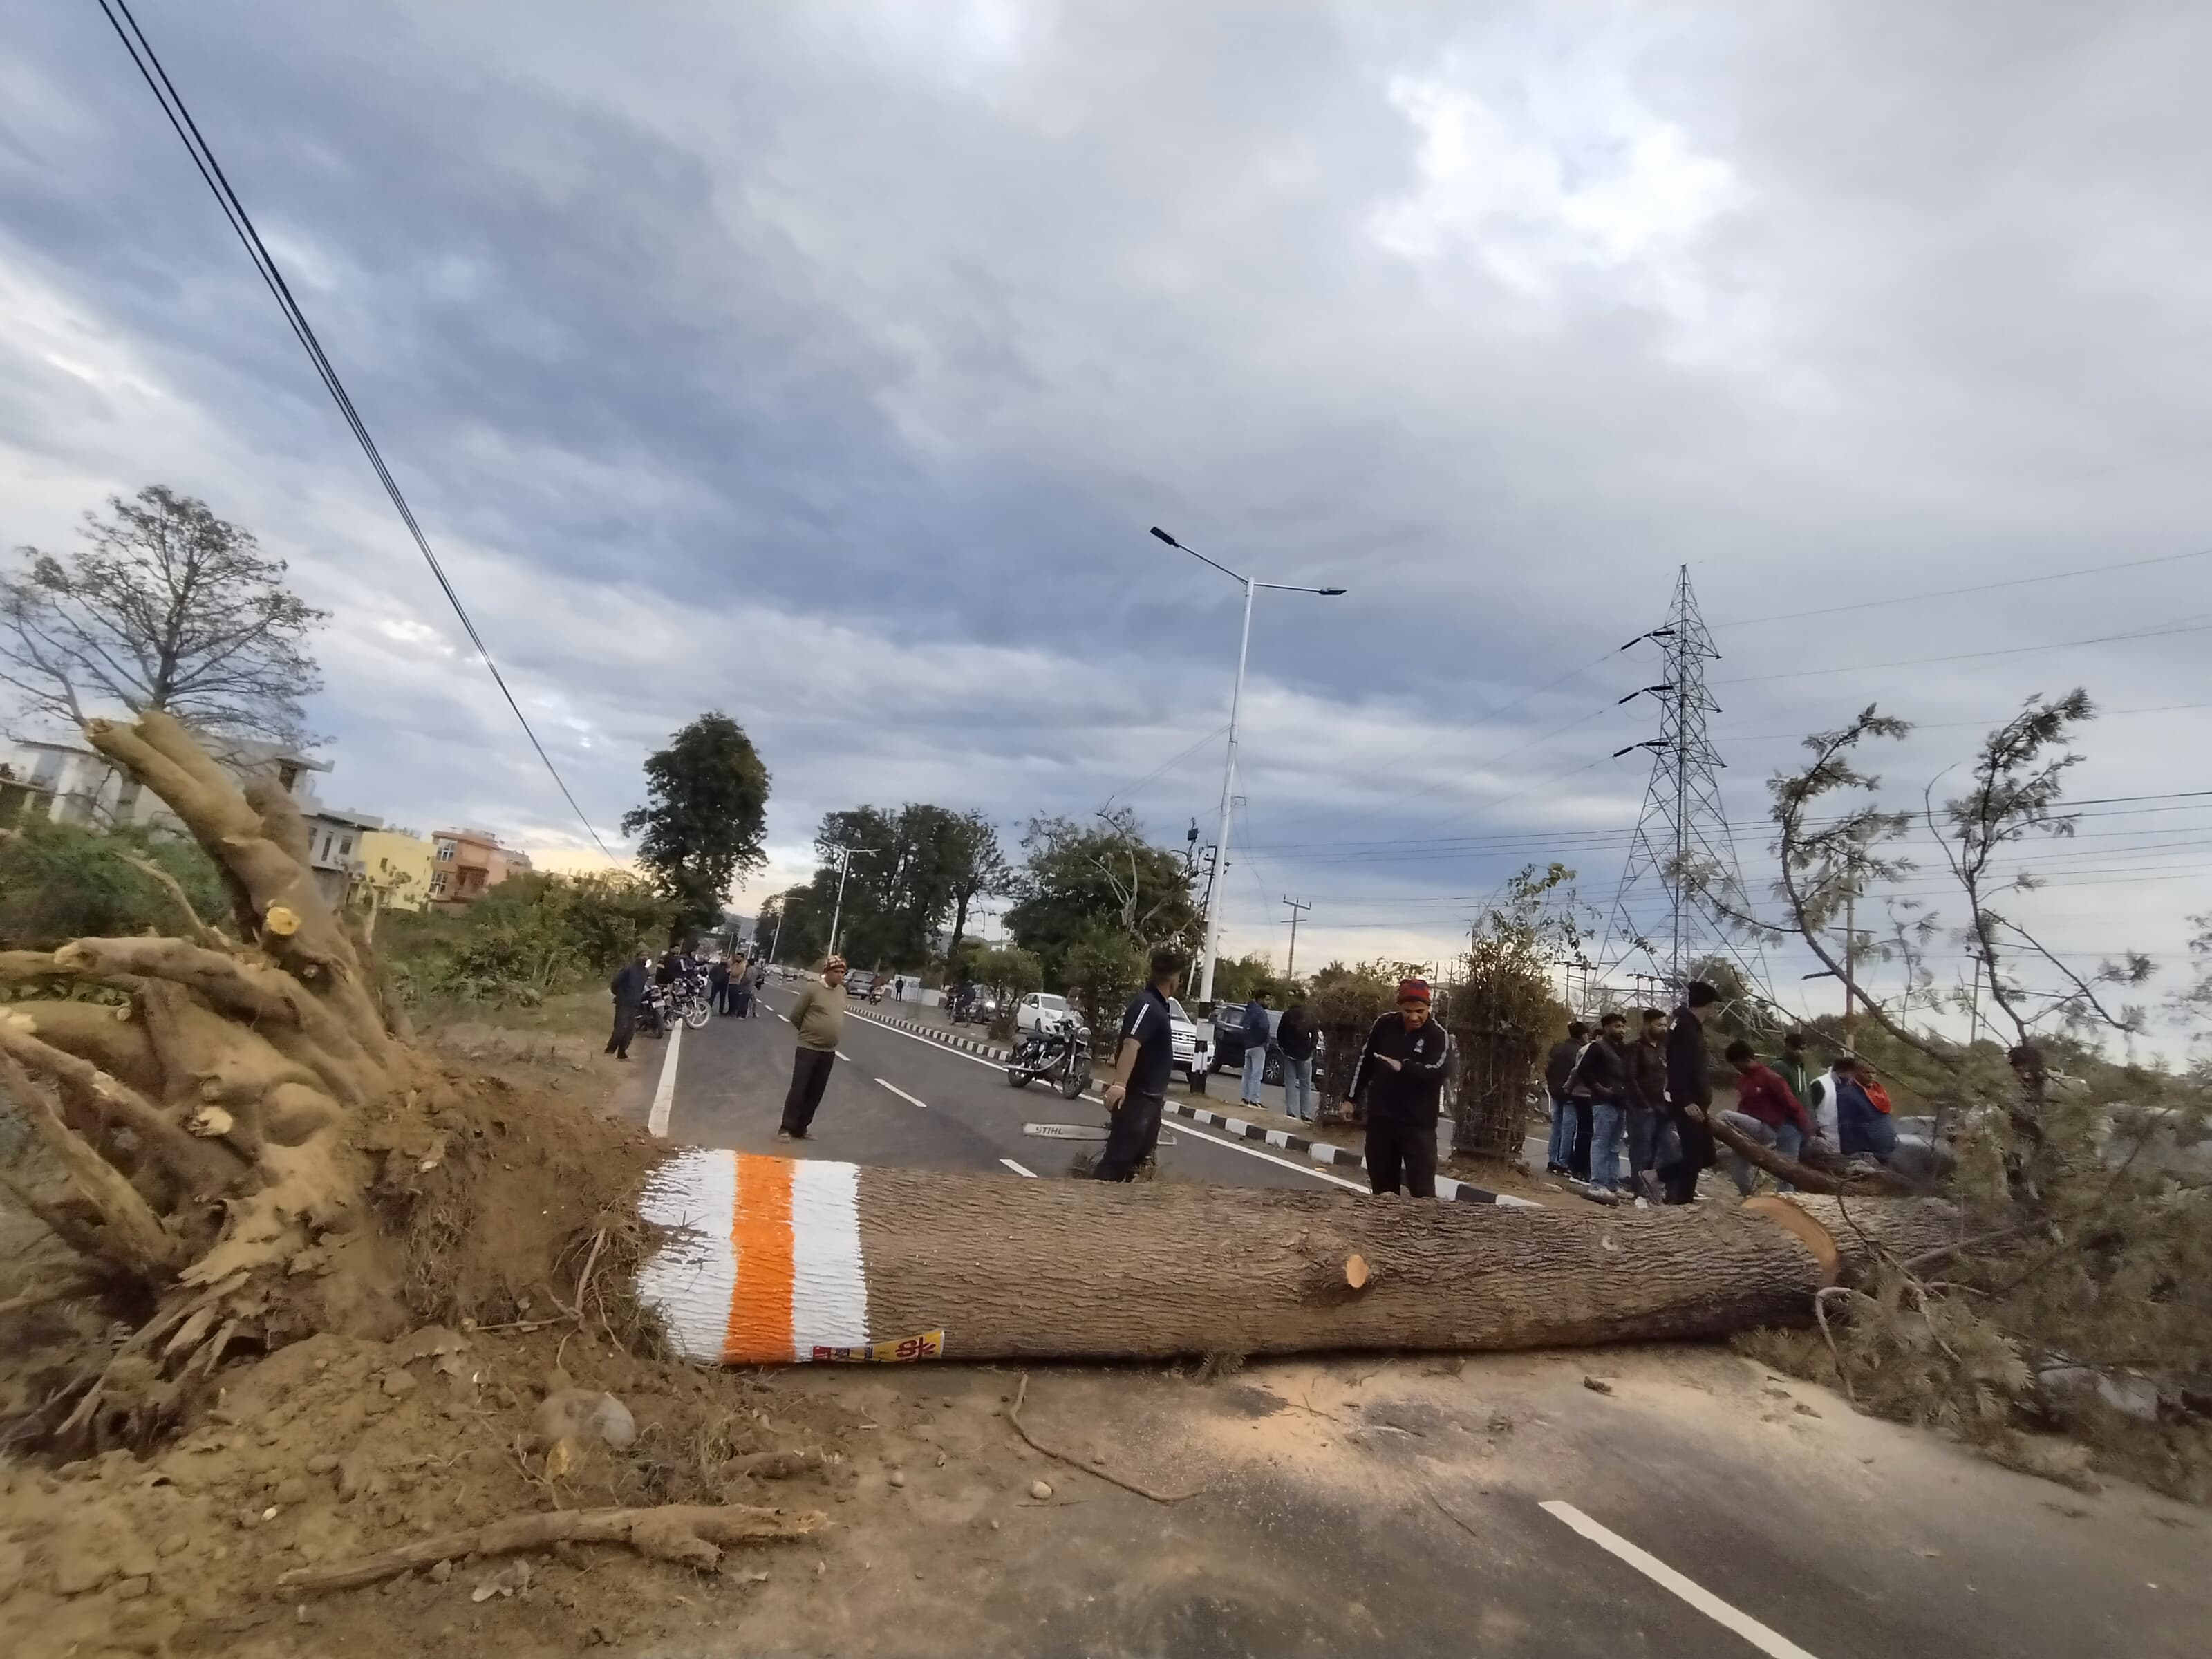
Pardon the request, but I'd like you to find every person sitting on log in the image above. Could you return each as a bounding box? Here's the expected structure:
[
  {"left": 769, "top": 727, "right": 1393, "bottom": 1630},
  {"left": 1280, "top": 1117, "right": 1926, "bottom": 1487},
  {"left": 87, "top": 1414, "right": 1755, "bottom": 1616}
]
[{"left": 1719, "top": 1039, "right": 1819, "bottom": 1195}]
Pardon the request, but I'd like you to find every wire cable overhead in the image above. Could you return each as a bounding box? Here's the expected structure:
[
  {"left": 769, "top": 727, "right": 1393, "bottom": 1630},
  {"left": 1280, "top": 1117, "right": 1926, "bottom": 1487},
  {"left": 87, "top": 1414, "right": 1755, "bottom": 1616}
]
[{"left": 95, "top": 0, "right": 617, "bottom": 861}]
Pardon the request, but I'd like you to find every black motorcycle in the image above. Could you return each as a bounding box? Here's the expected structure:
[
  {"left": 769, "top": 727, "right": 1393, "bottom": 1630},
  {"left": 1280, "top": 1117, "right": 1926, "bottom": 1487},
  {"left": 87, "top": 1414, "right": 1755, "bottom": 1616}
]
[{"left": 1005, "top": 1014, "right": 1092, "bottom": 1098}]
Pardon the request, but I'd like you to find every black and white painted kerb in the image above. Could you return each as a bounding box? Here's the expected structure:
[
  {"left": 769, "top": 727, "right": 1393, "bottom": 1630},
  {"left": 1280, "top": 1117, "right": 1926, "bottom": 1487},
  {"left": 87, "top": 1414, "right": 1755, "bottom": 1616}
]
[{"left": 853, "top": 1009, "right": 1539, "bottom": 1208}]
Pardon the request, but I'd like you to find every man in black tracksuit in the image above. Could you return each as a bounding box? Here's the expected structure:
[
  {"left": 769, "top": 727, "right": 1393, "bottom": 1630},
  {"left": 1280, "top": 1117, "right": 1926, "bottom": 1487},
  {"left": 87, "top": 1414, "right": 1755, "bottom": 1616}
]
[
  {"left": 1343, "top": 977, "right": 1452, "bottom": 1198},
  {"left": 1095, "top": 947, "right": 1187, "bottom": 1181},
  {"left": 1658, "top": 980, "right": 1721, "bottom": 1203},
  {"left": 606, "top": 950, "right": 650, "bottom": 1060}
]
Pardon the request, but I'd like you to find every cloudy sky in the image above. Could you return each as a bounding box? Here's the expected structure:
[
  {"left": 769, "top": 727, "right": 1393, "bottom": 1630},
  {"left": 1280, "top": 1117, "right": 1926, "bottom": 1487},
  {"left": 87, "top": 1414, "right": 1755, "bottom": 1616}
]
[{"left": 4, "top": 2, "right": 2209, "bottom": 1049}]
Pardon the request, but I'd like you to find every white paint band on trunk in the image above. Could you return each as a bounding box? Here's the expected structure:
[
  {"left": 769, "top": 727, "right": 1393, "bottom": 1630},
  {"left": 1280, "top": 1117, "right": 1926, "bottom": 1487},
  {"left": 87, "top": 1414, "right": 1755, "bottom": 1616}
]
[
  {"left": 787, "top": 1156, "right": 869, "bottom": 1356},
  {"left": 634, "top": 1146, "right": 739, "bottom": 1364}
]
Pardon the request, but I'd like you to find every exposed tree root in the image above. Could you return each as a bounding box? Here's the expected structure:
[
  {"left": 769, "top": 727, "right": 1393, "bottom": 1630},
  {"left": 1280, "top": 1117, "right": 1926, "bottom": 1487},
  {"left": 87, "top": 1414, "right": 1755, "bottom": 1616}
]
[
  {"left": 276, "top": 1501, "right": 829, "bottom": 1593},
  {"left": 1006, "top": 1374, "right": 1198, "bottom": 1504}
]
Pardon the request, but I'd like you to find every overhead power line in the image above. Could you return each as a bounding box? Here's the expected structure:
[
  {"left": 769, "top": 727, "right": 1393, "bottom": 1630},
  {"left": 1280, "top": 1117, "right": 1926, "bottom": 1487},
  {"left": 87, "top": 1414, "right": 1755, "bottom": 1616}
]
[
  {"left": 95, "top": 0, "right": 617, "bottom": 861},
  {"left": 1713, "top": 617, "right": 2212, "bottom": 687},
  {"left": 1707, "top": 543, "right": 2212, "bottom": 630}
]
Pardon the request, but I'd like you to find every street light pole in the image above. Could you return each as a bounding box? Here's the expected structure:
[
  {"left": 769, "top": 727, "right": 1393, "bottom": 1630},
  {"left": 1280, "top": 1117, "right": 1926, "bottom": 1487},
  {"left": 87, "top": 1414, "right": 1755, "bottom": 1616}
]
[
  {"left": 827, "top": 845, "right": 881, "bottom": 961},
  {"left": 1148, "top": 527, "right": 1344, "bottom": 1006}
]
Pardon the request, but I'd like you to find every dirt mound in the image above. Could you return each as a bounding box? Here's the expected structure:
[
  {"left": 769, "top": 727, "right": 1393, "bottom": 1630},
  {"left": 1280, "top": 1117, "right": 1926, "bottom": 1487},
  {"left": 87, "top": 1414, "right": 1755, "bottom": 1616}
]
[{"left": 0, "top": 1313, "right": 869, "bottom": 1658}]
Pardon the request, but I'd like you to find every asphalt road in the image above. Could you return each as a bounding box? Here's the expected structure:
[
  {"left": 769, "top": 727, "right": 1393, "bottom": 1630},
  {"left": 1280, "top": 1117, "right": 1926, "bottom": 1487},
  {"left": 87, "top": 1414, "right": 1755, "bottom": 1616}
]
[
  {"left": 622, "top": 986, "right": 1365, "bottom": 1192},
  {"left": 608, "top": 988, "right": 2204, "bottom": 1659}
]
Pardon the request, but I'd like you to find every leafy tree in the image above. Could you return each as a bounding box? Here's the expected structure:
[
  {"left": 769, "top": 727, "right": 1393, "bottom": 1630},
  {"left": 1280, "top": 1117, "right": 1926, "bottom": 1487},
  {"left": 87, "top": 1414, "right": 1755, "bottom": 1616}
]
[
  {"left": 621, "top": 712, "right": 771, "bottom": 943},
  {"left": 936, "top": 809, "right": 1009, "bottom": 964},
  {"left": 1, "top": 486, "right": 326, "bottom": 745},
  {"left": 1004, "top": 809, "right": 1199, "bottom": 986},
  {"left": 1209, "top": 952, "right": 1291, "bottom": 1006},
  {"left": 789, "top": 803, "right": 1009, "bottom": 970},
  {"left": 970, "top": 943, "right": 1043, "bottom": 1041},
  {"left": 1064, "top": 920, "right": 1143, "bottom": 1045}
]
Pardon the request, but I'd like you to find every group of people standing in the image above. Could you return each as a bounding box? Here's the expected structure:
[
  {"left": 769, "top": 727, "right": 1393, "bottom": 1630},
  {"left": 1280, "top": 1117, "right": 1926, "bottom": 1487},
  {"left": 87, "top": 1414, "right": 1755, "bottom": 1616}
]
[
  {"left": 1544, "top": 984, "right": 1906, "bottom": 1202},
  {"left": 603, "top": 945, "right": 767, "bottom": 1060}
]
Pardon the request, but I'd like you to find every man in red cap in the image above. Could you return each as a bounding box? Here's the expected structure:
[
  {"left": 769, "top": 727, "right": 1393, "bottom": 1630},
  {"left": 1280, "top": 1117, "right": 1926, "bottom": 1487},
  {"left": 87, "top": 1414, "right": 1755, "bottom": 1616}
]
[{"left": 1342, "top": 977, "right": 1453, "bottom": 1198}]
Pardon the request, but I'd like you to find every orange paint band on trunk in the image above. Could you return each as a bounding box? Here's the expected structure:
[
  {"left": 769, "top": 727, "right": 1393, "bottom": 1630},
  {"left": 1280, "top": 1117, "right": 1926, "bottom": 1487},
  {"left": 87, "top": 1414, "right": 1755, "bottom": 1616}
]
[{"left": 723, "top": 1152, "right": 796, "bottom": 1363}]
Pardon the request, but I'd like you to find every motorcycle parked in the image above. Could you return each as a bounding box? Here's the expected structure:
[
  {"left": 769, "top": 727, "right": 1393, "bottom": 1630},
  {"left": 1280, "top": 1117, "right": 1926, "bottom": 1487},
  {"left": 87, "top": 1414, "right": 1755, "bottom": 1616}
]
[
  {"left": 669, "top": 971, "right": 713, "bottom": 1031},
  {"left": 1006, "top": 1014, "right": 1092, "bottom": 1099}
]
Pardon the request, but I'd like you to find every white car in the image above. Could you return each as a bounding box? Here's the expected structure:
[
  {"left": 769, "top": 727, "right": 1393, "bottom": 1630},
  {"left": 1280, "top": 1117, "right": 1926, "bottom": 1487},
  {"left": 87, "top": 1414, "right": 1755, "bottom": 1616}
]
[
  {"left": 1012, "top": 992, "right": 1074, "bottom": 1036},
  {"left": 1167, "top": 997, "right": 1204, "bottom": 1085}
]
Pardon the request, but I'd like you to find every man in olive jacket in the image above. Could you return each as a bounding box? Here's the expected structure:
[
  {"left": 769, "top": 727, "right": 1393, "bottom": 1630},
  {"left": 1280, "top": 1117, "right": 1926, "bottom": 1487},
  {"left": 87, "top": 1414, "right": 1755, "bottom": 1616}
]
[{"left": 779, "top": 956, "right": 849, "bottom": 1140}]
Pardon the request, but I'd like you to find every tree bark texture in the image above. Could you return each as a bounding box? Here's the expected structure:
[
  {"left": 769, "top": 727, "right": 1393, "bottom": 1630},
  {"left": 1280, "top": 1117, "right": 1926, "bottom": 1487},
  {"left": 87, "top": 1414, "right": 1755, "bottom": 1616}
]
[{"left": 633, "top": 1147, "right": 1956, "bottom": 1366}]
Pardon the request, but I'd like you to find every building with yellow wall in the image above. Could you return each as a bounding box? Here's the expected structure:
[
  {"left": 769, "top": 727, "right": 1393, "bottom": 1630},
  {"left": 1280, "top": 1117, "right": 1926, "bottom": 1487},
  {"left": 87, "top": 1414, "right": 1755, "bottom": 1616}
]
[{"left": 358, "top": 829, "right": 434, "bottom": 912}]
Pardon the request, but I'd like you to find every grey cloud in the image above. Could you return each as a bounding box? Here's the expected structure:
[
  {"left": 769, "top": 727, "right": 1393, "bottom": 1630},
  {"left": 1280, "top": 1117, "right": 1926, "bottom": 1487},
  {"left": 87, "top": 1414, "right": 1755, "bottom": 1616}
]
[{"left": 2, "top": 1, "right": 2208, "bottom": 1040}]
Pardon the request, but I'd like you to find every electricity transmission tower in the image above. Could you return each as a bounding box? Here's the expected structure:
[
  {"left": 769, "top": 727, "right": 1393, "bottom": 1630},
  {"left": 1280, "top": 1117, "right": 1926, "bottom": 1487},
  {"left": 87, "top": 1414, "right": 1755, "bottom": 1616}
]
[{"left": 1596, "top": 565, "right": 1769, "bottom": 1002}]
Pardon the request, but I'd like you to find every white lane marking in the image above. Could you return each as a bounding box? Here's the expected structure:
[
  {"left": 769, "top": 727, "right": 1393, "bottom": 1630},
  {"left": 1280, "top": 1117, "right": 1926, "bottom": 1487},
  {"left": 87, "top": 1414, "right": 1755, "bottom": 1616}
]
[
  {"left": 647, "top": 1022, "right": 683, "bottom": 1137},
  {"left": 1079, "top": 1094, "right": 1370, "bottom": 1193},
  {"left": 842, "top": 1011, "right": 1360, "bottom": 1192},
  {"left": 1000, "top": 1158, "right": 1037, "bottom": 1178},
  {"left": 1539, "top": 1501, "right": 1821, "bottom": 1659},
  {"left": 788, "top": 1159, "right": 868, "bottom": 1353},
  {"left": 877, "top": 1078, "right": 929, "bottom": 1110}
]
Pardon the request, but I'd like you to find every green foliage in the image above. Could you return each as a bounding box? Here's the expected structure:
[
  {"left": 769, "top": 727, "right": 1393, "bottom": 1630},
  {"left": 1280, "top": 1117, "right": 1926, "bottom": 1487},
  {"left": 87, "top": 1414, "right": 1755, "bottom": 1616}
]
[
  {"left": 1452, "top": 864, "right": 1581, "bottom": 1157},
  {"left": 1307, "top": 962, "right": 1399, "bottom": 1103},
  {"left": 1208, "top": 952, "right": 1293, "bottom": 1006},
  {"left": 785, "top": 803, "right": 1008, "bottom": 971},
  {"left": 1004, "top": 809, "right": 1199, "bottom": 987},
  {"left": 381, "top": 870, "right": 674, "bottom": 1008},
  {"left": 1064, "top": 920, "right": 1143, "bottom": 1038},
  {"left": 0, "top": 816, "right": 229, "bottom": 948},
  {"left": 971, "top": 943, "right": 1043, "bottom": 1042},
  {"left": 621, "top": 712, "right": 771, "bottom": 942}
]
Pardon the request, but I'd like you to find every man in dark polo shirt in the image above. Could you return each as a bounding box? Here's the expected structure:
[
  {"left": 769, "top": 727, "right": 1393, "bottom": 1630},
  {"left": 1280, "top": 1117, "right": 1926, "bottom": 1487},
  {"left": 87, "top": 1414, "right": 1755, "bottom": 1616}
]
[{"left": 1093, "top": 946, "right": 1187, "bottom": 1181}]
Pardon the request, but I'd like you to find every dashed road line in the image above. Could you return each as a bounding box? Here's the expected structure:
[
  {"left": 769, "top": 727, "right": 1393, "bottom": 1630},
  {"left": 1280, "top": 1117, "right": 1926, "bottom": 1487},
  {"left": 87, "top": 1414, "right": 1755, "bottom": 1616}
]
[
  {"left": 646, "top": 1022, "right": 682, "bottom": 1138},
  {"left": 876, "top": 1078, "right": 929, "bottom": 1110},
  {"left": 1000, "top": 1158, "right": 1037, "bottom": 1178},
  {"left": 767, "top": 995, "right": 1365, "bottom": 1194},
  {"left": 1539, "top": 1501, "right": 1821, "bottom": 1659}
]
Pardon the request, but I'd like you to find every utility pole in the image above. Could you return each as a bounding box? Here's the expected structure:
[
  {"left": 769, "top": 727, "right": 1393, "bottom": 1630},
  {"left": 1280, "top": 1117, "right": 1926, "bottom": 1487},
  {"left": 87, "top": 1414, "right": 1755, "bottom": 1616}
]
[
  {"left": 1843, "top": 888, "right": 1857, "bottom": 1050},
  {"left": 1282, "top": 895, "right": 1311, "bottom": 979},
  {"left": 767, "top": 904, "right": 786, "bottom": 966},
  {"left": 826, "top": 846, "right": 881, "bottom": 961}
]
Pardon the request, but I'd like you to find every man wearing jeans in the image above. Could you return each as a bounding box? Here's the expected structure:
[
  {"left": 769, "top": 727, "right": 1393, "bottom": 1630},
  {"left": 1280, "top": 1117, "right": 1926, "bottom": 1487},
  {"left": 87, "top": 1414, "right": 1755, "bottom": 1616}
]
[
  {"left": 1574, "top": 1010, "right": 1633, "bottom": 1197},
  {"left": 1274, "top": 1000, "right": 1318, "bottom": 1120},
  {"left": 1543, "top": 1021, "right": 1590, "bottom": 1175},
  {"left": 1237, "top": 993, "right": 1272, "bottom": 1107},
  {"left": 1719, "top": 1039, "right": 1817, "bottom": 1194}
]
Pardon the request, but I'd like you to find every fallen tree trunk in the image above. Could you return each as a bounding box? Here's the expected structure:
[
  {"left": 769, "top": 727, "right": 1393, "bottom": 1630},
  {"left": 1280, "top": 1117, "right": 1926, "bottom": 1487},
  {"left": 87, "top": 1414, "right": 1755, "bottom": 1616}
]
[{"left": 633, "top": 1148, "right": 1958, "bottom": 1365}]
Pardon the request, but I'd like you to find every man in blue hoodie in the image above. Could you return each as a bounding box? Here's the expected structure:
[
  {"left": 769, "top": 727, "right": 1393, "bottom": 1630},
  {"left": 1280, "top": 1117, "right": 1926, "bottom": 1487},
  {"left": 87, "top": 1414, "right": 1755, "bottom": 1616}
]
[{"left": 1238, "top": 993, "right": 1273, "bottom": 1107}]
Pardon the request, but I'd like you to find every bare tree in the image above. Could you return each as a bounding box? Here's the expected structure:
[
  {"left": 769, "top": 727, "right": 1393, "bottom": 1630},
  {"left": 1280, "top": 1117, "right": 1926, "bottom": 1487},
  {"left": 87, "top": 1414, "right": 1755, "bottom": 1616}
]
[{"left": 1, "top": 485, "right": 326, "bottom": 747}]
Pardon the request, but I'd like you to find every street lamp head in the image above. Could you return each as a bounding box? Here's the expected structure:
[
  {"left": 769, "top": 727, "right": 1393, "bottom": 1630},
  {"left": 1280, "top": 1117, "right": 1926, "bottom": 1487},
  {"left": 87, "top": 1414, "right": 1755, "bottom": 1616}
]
[
  {"left": 1149, "top": 526, "right": 1181, "bottom": 549},
  {"left": 1318, "top": 587, "right": 1347, "bottom": 597}
]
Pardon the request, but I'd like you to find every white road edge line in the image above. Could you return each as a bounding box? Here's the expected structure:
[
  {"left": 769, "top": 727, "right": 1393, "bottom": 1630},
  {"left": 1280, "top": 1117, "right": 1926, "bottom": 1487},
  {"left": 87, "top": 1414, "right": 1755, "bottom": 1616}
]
[
  {"left": 646, "top": 1022, "right": 682, "bottom": 1138},
  {"left": 1000, "top": 1158, "right": 1037, "bottom": 1178},
  {"left": 807, "top": 1003, "right": 1368, "bottom": 1192},
  {"left": 876, "top": 1078, "right": 928, "bottom": 1110},
  {"left": 1078, "top": 1094, "right": 1371, "bottom": 1193},
  {"left": 1539, "top": 1501, "right": 1821, "bottom": 1659}
]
